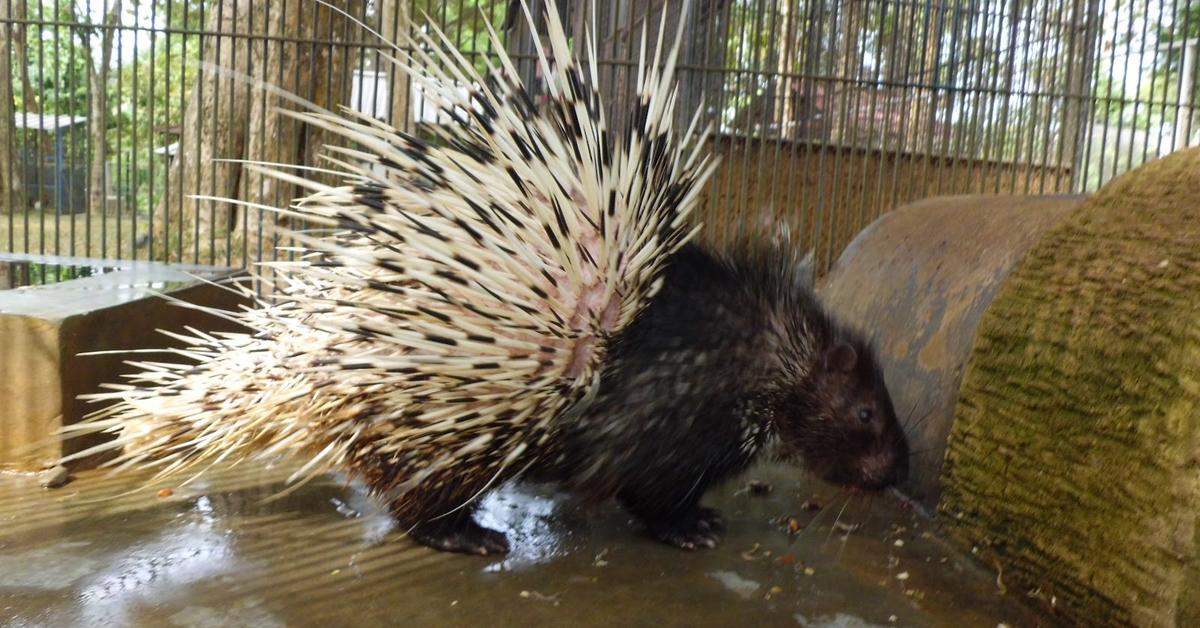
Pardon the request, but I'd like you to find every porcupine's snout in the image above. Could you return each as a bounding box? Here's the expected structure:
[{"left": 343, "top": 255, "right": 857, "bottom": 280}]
[{"left": 844, "top": 436, "right": 909, "bottom": 491}]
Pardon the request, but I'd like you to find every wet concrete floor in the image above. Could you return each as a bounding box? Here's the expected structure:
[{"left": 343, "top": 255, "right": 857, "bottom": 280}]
[{"left": 0, "top": 462, "right": 1047, "bottom": 627}]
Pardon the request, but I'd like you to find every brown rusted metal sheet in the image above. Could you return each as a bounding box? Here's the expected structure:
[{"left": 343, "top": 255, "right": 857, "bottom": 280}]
[{"left": 817, "top": 194, "right": 1085, "bottom": 509}]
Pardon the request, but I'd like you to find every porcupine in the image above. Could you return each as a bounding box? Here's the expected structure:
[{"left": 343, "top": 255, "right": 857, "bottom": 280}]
[{"left": 59, "top": 0, "right": 909, "bottom": 555}]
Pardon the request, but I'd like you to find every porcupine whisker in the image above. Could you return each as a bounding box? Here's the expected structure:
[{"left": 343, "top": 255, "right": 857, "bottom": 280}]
[
  {"left": 166, "top": 267, "right": 259, "bottom": 300},
  {"left": 671, "top": 472, "right": 709, "bottom": 512},
  {"left": 195, "top": 60, "right": 334, "bottom": 120},
  {"left": 900, "top": 397, "right": 921, "bottom": 431},
  {"left": 834, "top": 497, "right": 865, "bottom": 564},
  {"left": 823, "top": 490, "right": 854, "bottom": 550},
  {"left": 430, "top": 457, "right": 538, "bottom": 522},
  {"left": 804, "top": 491, "right": 843, "bottom": 548},
  {"left": 905, "top": 408, "right": 937, "bottom": 434}
]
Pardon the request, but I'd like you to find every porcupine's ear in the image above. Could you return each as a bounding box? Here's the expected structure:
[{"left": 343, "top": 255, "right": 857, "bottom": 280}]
[{"left": 824, "top": 343, "right": 859, "bottom": 373}]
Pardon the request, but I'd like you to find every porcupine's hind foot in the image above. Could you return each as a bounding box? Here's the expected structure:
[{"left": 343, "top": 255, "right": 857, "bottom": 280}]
[
  {"left": 408, "top": 515, "right": 511, "bottom": 556},
  {"left": 643, "top": 506, "right": 725, "bottom": 550},
  {"left": 620, "top": 485, "right": 726, "bottom": 550}
]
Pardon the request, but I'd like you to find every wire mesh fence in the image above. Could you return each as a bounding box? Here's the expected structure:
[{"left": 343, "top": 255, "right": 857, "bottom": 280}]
[{"left": 0, "top": 0, "right": 1196, "bottom": 275}]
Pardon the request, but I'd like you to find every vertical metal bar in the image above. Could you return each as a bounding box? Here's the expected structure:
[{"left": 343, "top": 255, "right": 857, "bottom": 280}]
[
  {"left": 1143, "top": 0, "right": 1169, "bottom": 167},
  {"left": 46, "top": 0, "right": 58, "bottom": 255},
  {"left": 915, "top": 0, "right": 947, "bottom": 202},
  {"left": 1156, "top": 0, "right": 1184, "bottom": 156},
  {"left": 706, "top": 0, "right": 733, "bottom": 249},
  {"left": 1055, "top": 0, "right": 1084, "bottom": 192},
  {"left": 1120, "top": 0, "right": 1149, "bottom": 174},
  {"left": 1034, "top": 0, "right": 1067, "bottom": 193},
  {"left": 205, "top": 0, "right": 226, "bottom": 266},
  {"left": 935, "top": 0, "right": 970, "bottom": 198},
  {"left": 147, "top": 0, "right": 163, "bottom": 261},
  {"left": 955, "top": 0, "right": 984, "bottom": 192},
  {"left": 871, "top": 0, "right": 902, "bottom": 219},
  {"left": 1170, "top": 2, "right": 1197, "bottom": 152},
  {"left": 824, "top": 0, "right": 858, "bottom": 268},
  {"left": 274, "top": 0, "right": 291, "bottom": 279},
  {"left": 1024, "top": 0, "right": 1053, "bottom": 194},
  {"left": 133, "top": 0, "right": 144, "bottom": 259},
  {"left": 1008, "top": 0, "right": 1038, "bottom": 193},
  {"left": 28, "top": 0, "right": 42, "bottom": 254},
  {"left": 111, "top": 1, "right": 122, "bottom": 259},
  {"left": 768, "top": 0, "right": 799, "bottom": 237},
  {"left": 693, "top": 0, "right": 719, "bottom": 244},
  {"left": 997, "top": 0, "right": 1026, "bottom": 193},
  {"left": 884, "top": 0, "right": 922, "bottom": 211},
  {"left": 810, "top": 0, "right": 841, "bottom": 272},
  {"left": 88, "top": 0, "right": 97, "bottom": 256},
  {"left": 4, "top": 0, "right": 12, "bottom": 254},
  {"left": 172, "top": 0, "right": 193, "bottom": 262},
  {"left": 979, "top": 0, "right": 1011, "bottom": 194},
  {"left": 856, "top": 0, "right": 889, "bottom": 223},
  {"left": 159, "top": 0, "right": 172, "bottom": 263},
  {"left": 254, "top": 0, "right": 269, "bottom": 278},
  {"left": 771, "top": 0, "right": 799, "bottom": 240},
  {"left": 63, "top": 15, "right": 70, "bottom": 253},
  {"left": 753, "top": 0, "right": 780, "bottom": 235},
  {"left": 1106, "top": 0, "right": 1133, "bottom": 185},
  {"left": 740, "top": 0, "right": 769, "bottom": 245},
  {"left": 840, "top": 0, "right": 877, "bottom": 253},
  {"left": 223, "top": 0, "right": 239, "bottom": 268},
  {"left": 723, "top": 0, "right": 748, "bottom": 248},
  {"left": 1076, "top": 0, "right": 1109, "bottom": 192}
]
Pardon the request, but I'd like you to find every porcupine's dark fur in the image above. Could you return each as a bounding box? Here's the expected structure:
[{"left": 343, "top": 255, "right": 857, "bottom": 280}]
[
  {"left": 418, "top": 241, "right": 911, "bottom": 553},
  {"left": 59, "top": 0, "right": 908, "bottom": 556}
]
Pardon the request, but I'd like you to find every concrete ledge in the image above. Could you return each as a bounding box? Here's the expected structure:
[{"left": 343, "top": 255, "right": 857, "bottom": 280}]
[{"left": 0, "top": 256, "right": 248, "bottom": 471}]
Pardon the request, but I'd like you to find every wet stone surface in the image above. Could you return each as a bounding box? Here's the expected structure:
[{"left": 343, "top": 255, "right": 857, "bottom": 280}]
[{"left": 0, "top": 462, "right": 1046, "bottom": 627}]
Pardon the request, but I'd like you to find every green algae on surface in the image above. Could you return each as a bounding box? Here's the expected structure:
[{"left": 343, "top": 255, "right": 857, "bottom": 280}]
[{"left": 939, "top": 148, "right": 1200, "bottom": 627}]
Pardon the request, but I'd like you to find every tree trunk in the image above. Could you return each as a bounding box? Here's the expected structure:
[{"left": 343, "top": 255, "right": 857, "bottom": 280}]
[
  {"left": 12, "top": 0, "right": 37, "bottom": 113},
  {"left": 0, "top": 1, "right": 25, "bottom": 214},
  {"left": 79, "top": 0, "right": 122, "bottom": 217},
  {"left": 239, "top": 0, "right": 364, "bottom": 266},
  {"left": 153, "top": 0, "right": 253, "bottom": 262},
  {"left": 153, "top": 0, "right": 363, "bottom": 264},
  {"left": 1061, "top": 0, "right": 1100, "bottom": 185},
  {"left": 380, "top": 0, "right": 412, "bottom": 134}
]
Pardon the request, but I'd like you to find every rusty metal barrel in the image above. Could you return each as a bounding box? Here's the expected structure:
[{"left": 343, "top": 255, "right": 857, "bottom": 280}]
[{"left": 817, "top": 194, "right": 1085, "bottom": 508}]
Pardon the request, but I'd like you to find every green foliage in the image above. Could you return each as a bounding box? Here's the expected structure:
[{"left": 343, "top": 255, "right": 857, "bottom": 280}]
[
  {"left": 12, "top": 0, "right": 91, "bottom": 119},
  {"left": 109, "top": 0, "right": 205, "bottom": 217},
  {"left": 412, "top": 0, "right": 508, "bottom": 76},
  {"left": 7, "top": 0, "right": 203, "bottom": 213}
]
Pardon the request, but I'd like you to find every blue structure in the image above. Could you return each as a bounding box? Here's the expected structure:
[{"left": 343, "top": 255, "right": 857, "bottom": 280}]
[{"left": 15, "top": 113, "right": 88, "bottom": 215}]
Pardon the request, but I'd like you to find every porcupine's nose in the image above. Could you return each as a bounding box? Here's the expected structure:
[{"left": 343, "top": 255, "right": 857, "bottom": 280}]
[{"left": 857, "top": 447, "right": 908, "bottom": 490}]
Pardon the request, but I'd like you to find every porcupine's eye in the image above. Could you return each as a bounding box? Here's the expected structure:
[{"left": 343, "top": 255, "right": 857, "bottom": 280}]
[{"left": 857, "top": 408, "right": 873, "bottom": 424}]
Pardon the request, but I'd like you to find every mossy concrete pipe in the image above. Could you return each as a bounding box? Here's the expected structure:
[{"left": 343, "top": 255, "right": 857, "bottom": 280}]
[
  {"left": 939, "top": 148, "right": 1200, "bottom": 627},
  {"left": 817, "top": 194, "right": 1086, "bottom": 509}
]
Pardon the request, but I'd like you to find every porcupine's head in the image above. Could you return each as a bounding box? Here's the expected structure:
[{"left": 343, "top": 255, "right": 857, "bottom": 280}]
[
  {"left": 781, "top": 333, "right": 909, "bottom": 491},
  {"left": 756, "top": 250, "right": 908, "bottom": 492}
]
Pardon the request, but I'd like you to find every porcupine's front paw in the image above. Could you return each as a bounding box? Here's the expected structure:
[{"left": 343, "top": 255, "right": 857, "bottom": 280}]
[
  {"left": 645, "top": 506, "right": 725, "bottom": 551},
  {"left": 409, "top": 518, "right": 511, "bottom": 556}
]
